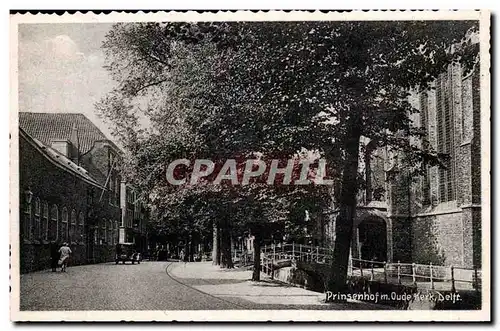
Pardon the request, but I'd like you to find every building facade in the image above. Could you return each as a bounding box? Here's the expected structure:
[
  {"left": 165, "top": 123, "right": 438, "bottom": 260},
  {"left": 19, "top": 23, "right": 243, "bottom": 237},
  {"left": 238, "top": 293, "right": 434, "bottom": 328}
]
[
  {"left": 19, "top": 112, "right": 150, "bottom": 272},
  {"left": 325, "top": 62, "right": 482, "bottom": 269},
  {"left": 120, "top": 183, "right": 149, "bottom": 252}
]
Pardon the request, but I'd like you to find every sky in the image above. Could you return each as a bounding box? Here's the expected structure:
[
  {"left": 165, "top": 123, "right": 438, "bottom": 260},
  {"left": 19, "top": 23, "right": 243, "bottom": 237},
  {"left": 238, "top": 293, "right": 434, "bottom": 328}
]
[{"left": 18, "top": 23, "right": 117, "bottom": 140}]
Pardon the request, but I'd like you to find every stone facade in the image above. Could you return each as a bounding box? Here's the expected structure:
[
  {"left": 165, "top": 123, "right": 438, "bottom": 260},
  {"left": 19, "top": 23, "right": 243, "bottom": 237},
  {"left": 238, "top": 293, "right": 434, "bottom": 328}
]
[
  {"left": 402, "top": 64, "right": 482, "bottom": 268},
  {"left": 326, "top": 62, "right": 482, "bottom": 269}
]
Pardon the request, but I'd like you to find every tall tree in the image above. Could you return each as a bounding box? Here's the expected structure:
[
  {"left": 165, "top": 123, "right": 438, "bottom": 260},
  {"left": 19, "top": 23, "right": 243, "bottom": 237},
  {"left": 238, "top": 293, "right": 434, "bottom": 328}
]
[{"left": 98, "top": 21, "right": 478, "bottom": 293}]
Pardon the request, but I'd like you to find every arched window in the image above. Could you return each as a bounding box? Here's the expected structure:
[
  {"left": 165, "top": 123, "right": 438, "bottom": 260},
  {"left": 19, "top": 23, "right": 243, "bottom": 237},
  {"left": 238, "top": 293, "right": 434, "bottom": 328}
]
[
  {"left": 61, "top": 207, "right": 68, "bottom": 242},
  {"left": 70, "top": 210, "right": 76, "bottom": 243},
  {"left": 50, "top": 205, "right": 58, "bottom": 241},
  {"left": 23, "top": 196, "right": 32, "bottom": 241},
  {"left": 78, "top": 212, "right": 84, "bottom": 243},
  {"left": 34, "top": 198, "right": 41, "bottom": 240},
  {"left": 42, "top": 202, "right": 49, "bottom": 241}
]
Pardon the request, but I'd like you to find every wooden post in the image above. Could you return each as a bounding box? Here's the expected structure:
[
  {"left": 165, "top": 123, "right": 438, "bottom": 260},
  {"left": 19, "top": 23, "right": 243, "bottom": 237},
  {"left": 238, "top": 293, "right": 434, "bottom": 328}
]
[
  {"left": 412, "top": 263, "right": 416, "bottom": 284},
  {"left": 397, "top": 261, "right": 401, "bottom": 284},
  {"left": 292, "top": 242, "right": 295, "bottom": 260},
  {"left": 383, "top": 262, "right": 388, "bottom": 283},
  {"left": 370, "top": 263, "right": 374, "bottom": 281},
  {"left": 451, "top": 266, "right": 456, "bottom": 292},
  {"left": 273, "top": 243, "right": 276, "bottom": 262},
  {"left": 299, "top": 244, "right": 302, "bottom": 261},
  {"left": 360, "top": 260, "right": 364, "bottom": 278},
  {"left": 429, "top": 262, "right": 434, "bottom": 290}
]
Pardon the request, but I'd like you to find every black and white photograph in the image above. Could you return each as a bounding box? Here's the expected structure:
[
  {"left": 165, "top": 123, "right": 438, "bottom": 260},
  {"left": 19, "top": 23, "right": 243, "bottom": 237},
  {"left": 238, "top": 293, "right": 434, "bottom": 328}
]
[{"left": 9, "top": 10, "right": 490, "bottom": 322}]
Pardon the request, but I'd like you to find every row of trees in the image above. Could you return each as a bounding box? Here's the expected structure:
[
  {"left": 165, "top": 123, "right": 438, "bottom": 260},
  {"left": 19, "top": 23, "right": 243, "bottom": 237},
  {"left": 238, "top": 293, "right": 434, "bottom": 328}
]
[{"left": 97, "top": 21, "right": 478, "bottom": 299}]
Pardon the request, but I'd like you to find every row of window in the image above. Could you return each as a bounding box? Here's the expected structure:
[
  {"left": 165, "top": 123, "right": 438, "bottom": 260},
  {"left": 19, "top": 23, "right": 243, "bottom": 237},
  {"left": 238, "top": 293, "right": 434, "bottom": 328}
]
[
  {"left": 22, "top": 197, "right": 119, "bottom": 246},
  {"left": 419, "top": 65, "right": 480, "bottom": 204},
  {"left": 95, "top": 219, "right": 119, "bottom": 246}
]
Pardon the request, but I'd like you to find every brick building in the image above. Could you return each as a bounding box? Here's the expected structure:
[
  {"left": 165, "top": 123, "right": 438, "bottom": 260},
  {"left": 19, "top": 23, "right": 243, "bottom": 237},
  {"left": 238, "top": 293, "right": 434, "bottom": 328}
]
[
  {"left": 325, "top": 62, "right": 482, "bottom": 269},
  {"left": 19, "top": 112, "right": 150, "bottom": 272}
]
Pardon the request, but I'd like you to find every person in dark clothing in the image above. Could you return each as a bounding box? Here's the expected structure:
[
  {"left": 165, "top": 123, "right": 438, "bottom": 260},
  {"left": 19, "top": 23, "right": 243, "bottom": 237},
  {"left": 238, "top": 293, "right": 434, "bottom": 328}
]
[{"left": 50, "top": 241, "right": 60, "bottom": 272}]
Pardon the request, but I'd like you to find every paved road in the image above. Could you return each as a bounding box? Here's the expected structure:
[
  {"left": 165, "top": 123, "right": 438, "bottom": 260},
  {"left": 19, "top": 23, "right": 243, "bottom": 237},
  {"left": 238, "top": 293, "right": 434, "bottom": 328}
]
[
  {"left": 20, "top": 261, "right": 388, "bottom": 311},
  {"left": 20, "top": 261, "right": 248, "bottom": 311}
]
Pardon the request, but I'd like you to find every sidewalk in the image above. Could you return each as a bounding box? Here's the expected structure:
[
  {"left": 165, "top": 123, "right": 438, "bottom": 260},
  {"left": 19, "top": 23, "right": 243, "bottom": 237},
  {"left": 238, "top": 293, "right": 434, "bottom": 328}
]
[{"left": 169, "top": 262, "right": 390, "bottom": 309}]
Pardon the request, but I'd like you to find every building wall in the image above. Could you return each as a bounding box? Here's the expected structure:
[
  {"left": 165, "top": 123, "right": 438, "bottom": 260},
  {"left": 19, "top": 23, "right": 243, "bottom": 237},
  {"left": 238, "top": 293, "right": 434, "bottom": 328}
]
[
  {"left": 328, "top": 63, "right": 482, "bottom": 269},
  {"left": 19, "top": 133, "right": 121, "bottom": 273},
  {"left": 404, "top": 64, "right": 481, "bottom": 268}
]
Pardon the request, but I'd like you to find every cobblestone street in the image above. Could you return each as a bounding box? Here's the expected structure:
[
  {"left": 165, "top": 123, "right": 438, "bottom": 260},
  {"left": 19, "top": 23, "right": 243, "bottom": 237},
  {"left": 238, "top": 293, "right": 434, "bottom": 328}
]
[{"left": 20, "top": 261, "right": 389, "bottom": 311}]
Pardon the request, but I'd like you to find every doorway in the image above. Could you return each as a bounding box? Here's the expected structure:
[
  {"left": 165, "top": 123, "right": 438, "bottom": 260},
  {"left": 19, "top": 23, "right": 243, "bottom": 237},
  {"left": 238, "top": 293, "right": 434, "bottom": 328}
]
[{"left": 358, "top": 218, "right": 387, "bottom": 262}]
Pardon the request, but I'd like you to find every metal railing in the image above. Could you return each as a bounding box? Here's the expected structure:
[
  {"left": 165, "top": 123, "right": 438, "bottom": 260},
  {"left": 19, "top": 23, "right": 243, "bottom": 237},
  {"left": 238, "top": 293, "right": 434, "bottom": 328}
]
[{"left": 252, "top": 242, "right": 481, "bottom": 292}]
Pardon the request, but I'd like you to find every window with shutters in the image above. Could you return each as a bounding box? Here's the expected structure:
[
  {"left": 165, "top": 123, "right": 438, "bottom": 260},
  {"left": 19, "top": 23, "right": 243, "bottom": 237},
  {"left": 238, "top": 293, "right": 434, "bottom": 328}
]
[
  {"left": 420, "top": 92, "right": 431, "bottom": 205},
  {"left": 23, "top": 198, "right": 32, "bottom": 241},
  {"left": 42, "top": 202, "right": 49, "bottom": 241},
  {"left": 50, "top": 205, "right": 58, "bottom": 241},
  {"left": 70, "top": 210, "right": 76, "bottom": 243},
  {"left": 78, "top": 212, "right": 84, "bottom": 243},
  {"left": 34, "top": 198, "right": 41, "bottom": 240},
  {"left": 436, "top": 70, "right": 456, "bottom": 203},
  {"left": 61, "top": 207, "right": 69, "bottom": 242}
]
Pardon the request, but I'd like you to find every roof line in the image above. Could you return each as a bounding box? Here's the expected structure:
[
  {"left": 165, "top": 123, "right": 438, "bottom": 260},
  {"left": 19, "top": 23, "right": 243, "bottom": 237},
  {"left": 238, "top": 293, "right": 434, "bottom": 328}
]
[{"left": 19, "top": 127, "right": 106, "bottom": 190}]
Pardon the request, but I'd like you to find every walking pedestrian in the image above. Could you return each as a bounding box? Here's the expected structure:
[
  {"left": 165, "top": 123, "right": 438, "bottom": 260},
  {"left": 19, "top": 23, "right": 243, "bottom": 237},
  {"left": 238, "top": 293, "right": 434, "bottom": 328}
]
[
  {"left": 58, "top": 242, "right": 72, "bottom": 272},
  {"left": 50, "top": 241, "right": 60, "bottom": 272}
]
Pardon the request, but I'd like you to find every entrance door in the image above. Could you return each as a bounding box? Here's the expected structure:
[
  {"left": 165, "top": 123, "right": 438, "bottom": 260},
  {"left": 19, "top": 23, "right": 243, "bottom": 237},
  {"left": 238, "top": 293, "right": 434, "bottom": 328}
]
[{"left": 358, "top": 218, "right": 387, "bottom": 262}]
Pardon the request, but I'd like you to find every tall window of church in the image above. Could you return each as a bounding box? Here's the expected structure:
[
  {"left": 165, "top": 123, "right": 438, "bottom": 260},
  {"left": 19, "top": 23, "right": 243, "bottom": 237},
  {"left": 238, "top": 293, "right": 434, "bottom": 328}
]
[
  {"left": 472, "top": 66, "right": 480, "bottom": 136},
  {"left": 61, "top": 207, "right": 69, "bottom": 242},
  {"left": 420, "top": 92, "right": 431, "bottom": 205},
  {"left": 34, "top": 198, "right": 41, "bottom": 240},
  {"left": 364, "top": 144, "right": 385, "bottom": 203},
  {"left": 70, "top": 210, "right": 76, "bottom": 243},
  {"left": 436, "top": 71, "right": 456, "bottom": 203},
  {"left": 42, "top": 202, "right": 49, "bottom": 241},
  {"left": 50, "top": 205, "right": 58, "bottom": 241},
  {"left": 78, "top": 212, "right": 84, "bottom": 243}
]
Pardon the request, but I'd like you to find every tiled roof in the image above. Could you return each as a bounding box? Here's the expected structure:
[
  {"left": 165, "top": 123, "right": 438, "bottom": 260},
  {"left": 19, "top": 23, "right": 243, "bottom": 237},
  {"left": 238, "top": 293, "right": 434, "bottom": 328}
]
[
  {"left": 19, "top": 127, "right": 103, "bottom": 188},
  {"left": 19, "top": 112, "right": 109, "bottom": 155}
]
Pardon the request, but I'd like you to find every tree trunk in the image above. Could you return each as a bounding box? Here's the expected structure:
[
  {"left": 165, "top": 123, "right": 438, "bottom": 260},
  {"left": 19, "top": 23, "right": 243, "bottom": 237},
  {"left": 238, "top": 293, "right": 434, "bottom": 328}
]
[
  {"left": 188, "top": 234, "right": 194, "bottom": 262},
  {"left": 212, "top": 220, "right": 221, "bottom": 266},
  {"left": 220, "top": 223, "right": 234, "bottom": 268},
  {"left": 326, "top": 119, "right": 361, "bottom": 302},
  {"left": 252, "top": 233, "right": 261, "bottom": 281}
]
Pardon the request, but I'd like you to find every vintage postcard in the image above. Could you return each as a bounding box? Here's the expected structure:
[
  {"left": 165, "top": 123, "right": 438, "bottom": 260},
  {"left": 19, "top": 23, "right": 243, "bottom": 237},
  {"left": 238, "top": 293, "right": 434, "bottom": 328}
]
[{"left": 9, "top": 10, "right": 490, "bottom": 322}]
